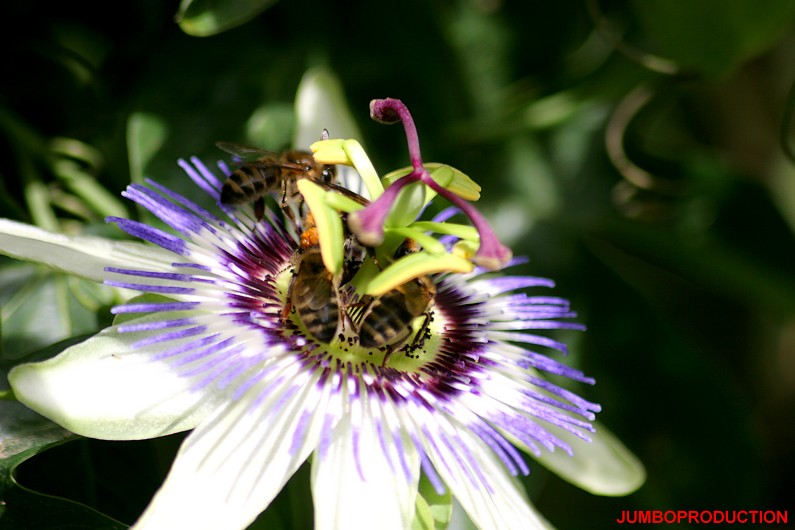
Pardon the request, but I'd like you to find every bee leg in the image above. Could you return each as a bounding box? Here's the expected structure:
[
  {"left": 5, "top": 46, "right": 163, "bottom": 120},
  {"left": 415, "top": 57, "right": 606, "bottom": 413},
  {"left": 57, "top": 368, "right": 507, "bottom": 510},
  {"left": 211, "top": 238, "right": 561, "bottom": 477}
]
[
  {"left": 388, "top": 312, "right": 432, "bottom": 367},
  {"left": 341, "top": 306, "right": 361, "bottom": 335},
  {"left": 340, "top": 308, "right": 349, "bottom": 333},
  {"left": 411, "top": 312, "right": 432, "bottom": 350},
  {"left": 277, "top": 180, "right": 297, "bottom": 224},
  {"left": 280, "top": 300, "right": 293, "bottom": 322},
  {"left": 280, "top": 199, "right": 297, "bottom": 224},
  {"left": 381, "top": 332, "right": 412, "bottom": 368},
  {"left": 381, "top": 346, "right": 395, "bottom": 367},
  {"left": 254, "top": 198, "right": 265, "bottom": 221},
  {"left": 281, "top": 271, "right": 296, "bottom": 322}
]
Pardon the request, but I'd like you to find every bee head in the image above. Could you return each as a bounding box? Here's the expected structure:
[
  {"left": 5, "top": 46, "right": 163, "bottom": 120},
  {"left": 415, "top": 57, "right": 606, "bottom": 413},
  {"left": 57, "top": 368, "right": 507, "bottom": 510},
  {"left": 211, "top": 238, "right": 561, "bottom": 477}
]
[{"left": 321, "top": 165, "right": 336, "bottom": 183}]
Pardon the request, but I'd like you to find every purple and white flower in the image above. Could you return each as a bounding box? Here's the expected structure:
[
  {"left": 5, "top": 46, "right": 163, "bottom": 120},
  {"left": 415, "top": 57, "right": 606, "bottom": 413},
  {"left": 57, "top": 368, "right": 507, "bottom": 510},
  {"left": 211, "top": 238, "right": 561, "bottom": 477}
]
[{"left": 1, "top": 70, "right": 644, "bottom": 530}]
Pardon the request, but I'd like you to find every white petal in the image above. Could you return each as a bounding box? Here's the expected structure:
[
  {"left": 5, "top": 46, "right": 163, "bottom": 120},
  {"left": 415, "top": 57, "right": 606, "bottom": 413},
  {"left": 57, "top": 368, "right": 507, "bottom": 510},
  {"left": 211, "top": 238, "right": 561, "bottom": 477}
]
[
  {"left": 0, "top": 219, "right": 175, "bottom": 283},
  {"left": 294, "top": 67, "right": 362, "bottom": 150},
  {"left": 311, "top": 387, "right": 421, "bottom": 530},
  {"left": 422, "top": 419, "right": 552, "bottom": 530},
  {"left": 8, "top": 317, "right": 219, "bottom": 440},
  {"left": 133, "top": 362, "right": 330, "bottom": 530},
  {"left": 447, "top": 486, "right": 552, "bottom": 530},
  {"left": 530, "top": 421, "right": 646, "bottom": 496}
]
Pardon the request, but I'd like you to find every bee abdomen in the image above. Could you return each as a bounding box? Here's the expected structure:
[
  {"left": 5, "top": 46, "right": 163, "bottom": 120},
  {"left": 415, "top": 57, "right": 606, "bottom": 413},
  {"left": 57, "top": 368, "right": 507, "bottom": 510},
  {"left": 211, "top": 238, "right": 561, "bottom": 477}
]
[
  {"left": 297, "top": 301, "right": 340, "bottom": 343},
  {"left": 220, "top": 167, "right": 277, "bottom": 205},
  {"left": 359, "top": 296, "right": 412, "bottom": 348}
]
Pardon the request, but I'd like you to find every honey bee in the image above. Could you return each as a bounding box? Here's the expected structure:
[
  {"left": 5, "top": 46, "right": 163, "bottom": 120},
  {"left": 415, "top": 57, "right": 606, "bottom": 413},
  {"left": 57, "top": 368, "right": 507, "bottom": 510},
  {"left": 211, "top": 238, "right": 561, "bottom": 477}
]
[
  {"left": 357, "top": 275, "right": 436, "bottom": 365},
  {"left": 284, "top": 245, "right": 342, "bottom": 344},
  {"left": 356, "top": 239, "right": 436, "bottom": 365},
  {"left": 216, "top": 142, "right": 336, "bottom": 219}
]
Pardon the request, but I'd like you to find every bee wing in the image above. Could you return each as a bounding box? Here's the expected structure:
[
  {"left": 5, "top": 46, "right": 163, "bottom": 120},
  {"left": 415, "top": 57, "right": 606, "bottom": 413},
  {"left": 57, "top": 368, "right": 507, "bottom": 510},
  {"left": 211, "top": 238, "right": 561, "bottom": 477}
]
[
  {"left": 303, "top": 274, "right": 338, "bottom": 310},
  {"left": 295, "top": 250, "right": 339, "bottom": 310},
  {"left": 216, "top": 142, "right": 312, "bottom": 172},
  {"left": 319, "top": 181, "right": 371, "bottom": 206},
  {"left": 215, "top": 141, "right": 279, "bottom": 162}
]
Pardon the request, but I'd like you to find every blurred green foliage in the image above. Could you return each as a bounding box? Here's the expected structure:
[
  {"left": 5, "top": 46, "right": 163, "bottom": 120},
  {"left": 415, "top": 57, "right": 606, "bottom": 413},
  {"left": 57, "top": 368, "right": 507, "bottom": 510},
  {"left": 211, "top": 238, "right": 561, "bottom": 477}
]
[{"left": 1, "top": 0, "right": 794, "bottom": 528}]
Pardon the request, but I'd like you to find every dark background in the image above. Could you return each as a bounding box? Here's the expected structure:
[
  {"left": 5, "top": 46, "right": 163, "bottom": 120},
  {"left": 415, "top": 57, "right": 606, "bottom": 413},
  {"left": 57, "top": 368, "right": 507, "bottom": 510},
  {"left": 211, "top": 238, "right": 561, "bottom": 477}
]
[{"left": 1, "top": 1, "right": 794, "bottom": 528}]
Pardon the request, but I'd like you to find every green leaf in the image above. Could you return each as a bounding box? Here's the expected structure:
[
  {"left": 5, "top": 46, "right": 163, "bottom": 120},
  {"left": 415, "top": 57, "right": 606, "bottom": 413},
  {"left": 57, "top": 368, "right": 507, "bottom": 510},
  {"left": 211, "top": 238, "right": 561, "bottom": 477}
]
[
  {"left": 0, "top": 394, "right": 126, "bottom": 530},
  {"left": 294, "top": 67, "right": 363, "bottom": 151},
  {"left": 127, "top": 112, "right": 169, "bottom": 186},
  {"left": 49, "top": 138, "right": 104, "bottom": 171},
  {"left": 246, "top": 103, "right": 294, "bottom": 150},
  {"left": 53, "top": 160, "right": 127, "bottom": 219},
  {"left": 0, "top": 400, "right": 74, "bottom": 470},
  {"left": 412, "top": 474, "right": 452, "bottom": 530},
  {"left": 413, "top": 495, "right": 434, "bottom": 530},
  {"left": 176, "top": 0, "right": 279, "bottom": 37},
  {"left": 632, "top": 0, "right": 795, "bottom": 77},
  {"left": 49, "top": 140, "right": 128, "bottom": 219},
  {"left": 24, "top": 180, "right": 58, "bottom": 233},
  {"left": 0, "top": 487, "right": 128, "bottom": 530},
  {"left": 0, "top": 399, "right": 126, "bottom": 529},
  {"left": 0, "top": 404, "right": 123, "bottom": 528},
  {"left": 0, "top": 264, "right": 103, "bottom": 361}
]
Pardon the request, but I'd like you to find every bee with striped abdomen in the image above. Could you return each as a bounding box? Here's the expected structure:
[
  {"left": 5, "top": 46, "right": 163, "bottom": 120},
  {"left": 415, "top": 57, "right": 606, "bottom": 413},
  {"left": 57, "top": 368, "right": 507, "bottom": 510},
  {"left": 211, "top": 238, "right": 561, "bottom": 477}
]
[
  {"left": 216, "top": 142, "right": 336, "bottom": 220},
  {"left": 355, "top": 239, "right": 436, "bottom": 365},
  {"left": 356, "top": 274, "right": 435, "bottom": 365}
]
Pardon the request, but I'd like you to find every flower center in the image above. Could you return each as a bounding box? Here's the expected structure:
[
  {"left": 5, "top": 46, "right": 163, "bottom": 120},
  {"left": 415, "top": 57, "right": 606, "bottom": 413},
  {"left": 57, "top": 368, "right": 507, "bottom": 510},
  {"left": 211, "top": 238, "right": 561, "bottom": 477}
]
[{"left": 273, "top": 264, "right": 445, "bottom": 371}]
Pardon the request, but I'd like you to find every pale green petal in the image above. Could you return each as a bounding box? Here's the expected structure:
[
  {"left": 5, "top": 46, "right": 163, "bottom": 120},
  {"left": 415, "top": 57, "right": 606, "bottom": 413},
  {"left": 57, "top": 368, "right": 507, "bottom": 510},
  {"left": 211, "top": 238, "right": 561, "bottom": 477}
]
[
  {"left": 133, "top": 359, "right": 331, "bottom": 530},
  {"left": 0, "top": 219, "right": 175, "bottom": 283},
  {"left": 294, "top": 67, "right": 362, "bottom": 150},
  {"left": 312, "top": 391, "right": 421, "bottom": 530},
  {"left": 8, "top": 317, "right": 219, "bottom": 440},
  {"left": 530, "top": 421, "right": 646, "bottom": 496}
]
